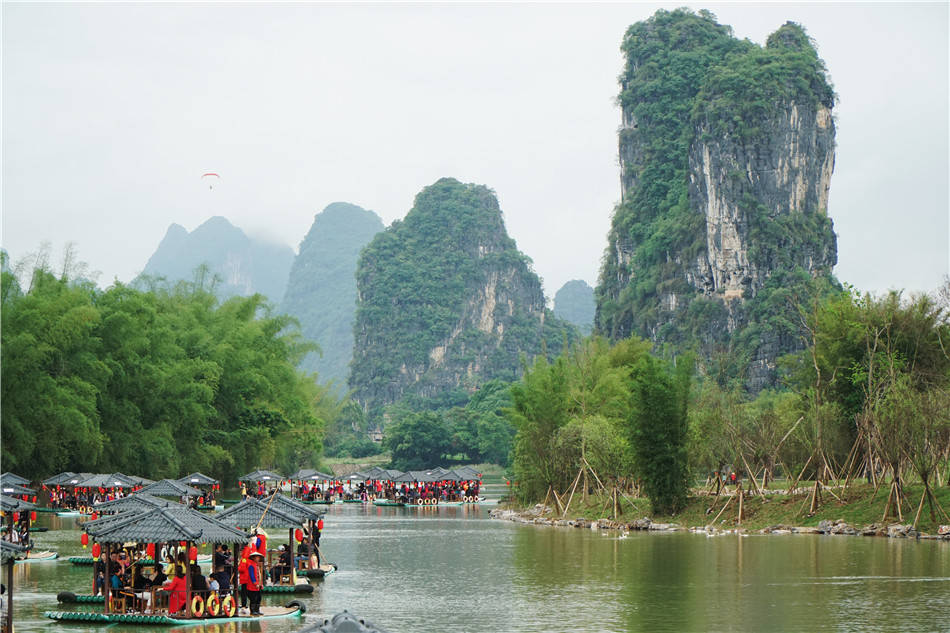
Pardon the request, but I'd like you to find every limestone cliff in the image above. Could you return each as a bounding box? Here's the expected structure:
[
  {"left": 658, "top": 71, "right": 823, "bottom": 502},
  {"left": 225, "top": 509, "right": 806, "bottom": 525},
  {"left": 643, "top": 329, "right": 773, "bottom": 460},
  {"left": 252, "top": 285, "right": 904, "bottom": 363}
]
[
  {"left": 141, "top": 216, "right": 294, "bottom": 303},
  {"left": 280, "top": 203, "right": 384, "bottom": 389},
  {"left": 554, "top": 280, "right": 595, "bottom": 335},
  {"left": 350, "top": 178, "right": 577, "bottom": 417},
  {"left": 597, "top": 11, "right": 839, "bottom": 389}
]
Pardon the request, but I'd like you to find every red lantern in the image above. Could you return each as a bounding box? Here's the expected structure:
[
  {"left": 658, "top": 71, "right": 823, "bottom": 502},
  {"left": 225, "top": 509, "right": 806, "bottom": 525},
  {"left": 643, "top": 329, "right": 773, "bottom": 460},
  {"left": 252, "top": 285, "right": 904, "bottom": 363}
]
[
  {"left": 146, "top": 543, "right": 155, "bottom": 558},
  {"left": 92, "top": 543, "right": 101, "bottom": 558},
  {"left": 30, "top": 511, "right": 37, "bottom": 522},
  {"left": 32, "top": 495, "right": 37, "bottom": 503},
  {"left": 180, "top": 541, "right": 187, "bottom": 548},
  {"left": 81, "top": 533, "right": 89, "bottom": 548},
  {"left": 199, "top": 497, "right": 204, "bottom": 505},
  {"left": 317, "top": 518, "right": 324, "bottom": 531},
  {"left": 188, "top": 546, "right": 198, "bottom": 561},
  {"left": 91, "top": 512, "right": 99, "bottom": 521},
  {"left": 12, "top": 512, "right": 19, "bottom": 523},
  {"left": 294, "top": 528, "right": 303, "bottom": 542}
]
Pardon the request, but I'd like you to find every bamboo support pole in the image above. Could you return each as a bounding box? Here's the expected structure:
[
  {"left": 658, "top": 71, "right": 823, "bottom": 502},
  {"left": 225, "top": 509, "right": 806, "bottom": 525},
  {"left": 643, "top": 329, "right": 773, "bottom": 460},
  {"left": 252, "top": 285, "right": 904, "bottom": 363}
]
[{"left": 560, "top": 469, "right": 582, "bottom": 519}]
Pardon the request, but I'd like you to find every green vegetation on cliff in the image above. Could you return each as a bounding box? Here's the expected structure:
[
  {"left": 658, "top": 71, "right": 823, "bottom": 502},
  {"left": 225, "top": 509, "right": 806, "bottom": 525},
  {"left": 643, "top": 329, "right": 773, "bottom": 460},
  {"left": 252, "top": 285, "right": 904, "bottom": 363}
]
[
  {"left": 1, "top": 251, "right": 334, "bottom": 482},
  {"left": 350, "top": 177, "right": 577, "bottom": 419},
  {"left": 597, "top": 9, "right": 839, "bottom": 390},
  {"left": 280, "top": 202, "right": 384, "bottom": 390}
]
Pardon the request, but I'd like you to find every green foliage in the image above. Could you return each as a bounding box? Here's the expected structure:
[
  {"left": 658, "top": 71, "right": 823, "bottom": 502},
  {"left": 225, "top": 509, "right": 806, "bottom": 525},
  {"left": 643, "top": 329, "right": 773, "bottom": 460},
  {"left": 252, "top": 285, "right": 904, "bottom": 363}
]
[
  {"left": 280, "top": 203, "right": 384, "bottom": 389},
  {"left": 509, "top": 337, "right": 652, "bottom": 502},
  {"left": 597, "top": 9, "right": 837, "bottom": 390},
  {"left": 553, "top": 280, "right": 595, "bottom": 335},
  {"left": 1, "top": 253, "right": 335, "bottom": 481},
  {"left": 628, "top": 355, "right": 692, "bottom": 514},
  {"left": 384, "top": 411, "right": 451, "bottom": 471},
  {"left": 350, "top": 177, "right": 578, "bottom": 419}
]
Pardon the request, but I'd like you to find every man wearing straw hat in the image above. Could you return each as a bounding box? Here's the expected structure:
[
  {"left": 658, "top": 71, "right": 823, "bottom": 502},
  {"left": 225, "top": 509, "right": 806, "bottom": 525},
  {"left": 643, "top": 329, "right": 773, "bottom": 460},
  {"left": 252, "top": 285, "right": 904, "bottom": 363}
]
[{"left": 246, "top": 551, "right": 264, "bottom": 616}]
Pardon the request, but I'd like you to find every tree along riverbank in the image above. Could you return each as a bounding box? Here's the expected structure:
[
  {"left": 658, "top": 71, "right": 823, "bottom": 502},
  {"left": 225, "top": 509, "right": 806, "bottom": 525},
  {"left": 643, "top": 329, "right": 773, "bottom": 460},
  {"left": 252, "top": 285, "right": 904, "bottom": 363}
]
[{"left": 492, "top": 482, "right": 950, "bottom": 540}]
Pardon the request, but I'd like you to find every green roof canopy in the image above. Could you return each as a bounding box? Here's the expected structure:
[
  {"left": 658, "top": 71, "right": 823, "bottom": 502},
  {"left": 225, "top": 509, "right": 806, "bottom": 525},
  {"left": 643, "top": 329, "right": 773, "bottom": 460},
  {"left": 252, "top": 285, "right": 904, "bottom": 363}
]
[
  {"left": 85, "top": 505, "right": 248, "bottom": 544},
  {"left": 0, "top": 495, "right": 36, "bottom": 512},
  {"left": 137, "top": 479, "right": 202, "bottom": 498},
  {"left": 0, "top": 473, "right": 30, "bottom": 486},
  {"left": 213, "top": 497, "right": 306, "bottom": 529},
  {"left": 177, "top": 472, "right": 219, "bottom": 486},
  {"left": 239, "top": 470, "right": 283, "bottom": 482}
]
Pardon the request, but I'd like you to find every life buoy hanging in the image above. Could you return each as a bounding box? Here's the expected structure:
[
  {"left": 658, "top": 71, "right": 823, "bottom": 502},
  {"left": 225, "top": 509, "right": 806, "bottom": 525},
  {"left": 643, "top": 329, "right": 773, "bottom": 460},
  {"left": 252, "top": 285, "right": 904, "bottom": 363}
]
[
  {"left": 206, "top": 593, "right": 221, "bottom": 616},
  {"left": 191, "top": 594, "right": 205, "bottom": 617},
  {"left": 221, "top": 594, "right": 236, "bottom": 617},
  {"left": 416, "top": 498, "right": 423, "bottom": 505}
]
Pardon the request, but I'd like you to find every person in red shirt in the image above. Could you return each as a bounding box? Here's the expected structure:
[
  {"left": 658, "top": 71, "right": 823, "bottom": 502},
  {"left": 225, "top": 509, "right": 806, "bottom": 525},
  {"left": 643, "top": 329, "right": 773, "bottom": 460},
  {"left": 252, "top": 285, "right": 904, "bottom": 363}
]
[
  {"left": 246, "top": 551, "right": 264, "bottom": 616},
  {"left": 162, "top": 569, "right": 187, "bottom": 613},
  {"left": 237, "top": 545, "right": 251, "bottom": 613}
]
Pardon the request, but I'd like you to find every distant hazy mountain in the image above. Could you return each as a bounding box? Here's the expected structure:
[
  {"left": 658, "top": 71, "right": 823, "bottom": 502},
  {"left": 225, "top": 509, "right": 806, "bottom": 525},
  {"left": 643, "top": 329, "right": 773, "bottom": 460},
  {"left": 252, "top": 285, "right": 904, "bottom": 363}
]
[
  {"left": 280, "top": 203, "right": 385, "bottom": 389},
  {"left": 554, "top": 280, "right": 595, "bottom": 335},
  {"left": 141, "top": 216, "right": 294, "bottom": 303}
]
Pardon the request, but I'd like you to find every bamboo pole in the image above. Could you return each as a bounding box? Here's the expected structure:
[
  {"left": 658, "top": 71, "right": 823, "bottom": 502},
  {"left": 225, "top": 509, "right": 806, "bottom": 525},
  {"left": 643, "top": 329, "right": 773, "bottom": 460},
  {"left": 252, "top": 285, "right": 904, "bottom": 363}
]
[
  {"left": 560, "top": 469, "right": 583, "bottom": 519},
  {"left": 737, "top": 485, "right": 744, "bottom": 526},
  {"left": 709, "top": 494, "right": 735, "bottom": 527}
]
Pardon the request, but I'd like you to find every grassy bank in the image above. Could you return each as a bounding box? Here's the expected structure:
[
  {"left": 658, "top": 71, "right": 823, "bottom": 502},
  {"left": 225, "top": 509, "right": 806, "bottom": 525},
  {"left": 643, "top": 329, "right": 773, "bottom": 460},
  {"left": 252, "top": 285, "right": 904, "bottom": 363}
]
[{"left": 509, "top": 482, "right": 950, "bottom": 534}]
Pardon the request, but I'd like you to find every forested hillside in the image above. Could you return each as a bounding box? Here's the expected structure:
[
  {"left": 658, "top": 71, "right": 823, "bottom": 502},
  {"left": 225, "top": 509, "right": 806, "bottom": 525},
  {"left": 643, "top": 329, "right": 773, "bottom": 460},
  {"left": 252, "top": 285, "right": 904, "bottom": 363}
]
[
  {"left": 141, "top": 216, "right": 294, "bottom": 304},
  {"left": 596, "top": 10, "right": 839, "bottom": 390},
  {"left": 350, "top": 178, "right": 578, "bottom": 420},
  {"left": 280, "top": 202, "right": 384, "bottom": 389},
  {"left": 554, "top": 280, "right": 595, "bottom": 335}
]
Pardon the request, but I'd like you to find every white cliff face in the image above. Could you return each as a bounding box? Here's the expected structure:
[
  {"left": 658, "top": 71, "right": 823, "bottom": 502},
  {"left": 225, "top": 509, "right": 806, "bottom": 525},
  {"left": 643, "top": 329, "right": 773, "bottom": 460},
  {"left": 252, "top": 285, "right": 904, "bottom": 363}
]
[{"left": 688, "top": 101, "right": 836, "bottom": 304}]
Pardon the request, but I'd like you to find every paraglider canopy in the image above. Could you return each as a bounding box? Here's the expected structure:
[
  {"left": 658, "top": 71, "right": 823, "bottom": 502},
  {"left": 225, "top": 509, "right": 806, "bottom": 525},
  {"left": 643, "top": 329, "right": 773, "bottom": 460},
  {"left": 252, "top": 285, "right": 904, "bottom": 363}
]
[{"left": 201, "top": 172, "right": 220, "bottom": 189}]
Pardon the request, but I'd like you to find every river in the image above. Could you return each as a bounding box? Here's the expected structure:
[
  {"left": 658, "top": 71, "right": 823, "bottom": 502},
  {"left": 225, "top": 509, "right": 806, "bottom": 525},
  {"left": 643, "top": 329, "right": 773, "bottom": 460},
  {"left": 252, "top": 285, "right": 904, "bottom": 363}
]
[{"left": 7, "top": 500, "right": 950, "bottom": 632}]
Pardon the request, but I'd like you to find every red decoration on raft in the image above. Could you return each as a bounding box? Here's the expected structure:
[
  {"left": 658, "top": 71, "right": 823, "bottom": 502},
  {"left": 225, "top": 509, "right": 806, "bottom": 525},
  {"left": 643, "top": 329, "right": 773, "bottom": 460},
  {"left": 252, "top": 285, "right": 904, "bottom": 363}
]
[
  {"left": 92, "top": 543, "right": 101, "bottom": 558},
  {"left": 91, "top": 512, "right": 99, "bottom": 521},
  {"left": 146, "top": 543, "right": 155, "bottom": 558},
  {"left": 81, "top": 533, "right": 89, "bottom": 547},
  {"left": 30, "top": 511, "right": 37, "bottom": 522},
  {"left": 12, "top": 512, "right": 19, "bottom": 523},
  {"left": 317, "top": 518, "right": 324, "bottom": 531},
  {"left": 294, "top": 528, "right": 303, "bottom": 542},
  {"left": 188, "top": 546, "right": 198, "bottom": 561}
]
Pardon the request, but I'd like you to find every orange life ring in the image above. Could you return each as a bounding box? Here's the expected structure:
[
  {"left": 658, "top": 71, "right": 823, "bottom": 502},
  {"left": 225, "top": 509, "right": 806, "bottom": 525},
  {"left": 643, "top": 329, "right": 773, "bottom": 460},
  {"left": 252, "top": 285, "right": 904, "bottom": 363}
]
[
  {"left": 191, "top": 594, "right": 205, "bottom": 617},
  {"left": 416, "top": 498, "right": 423, "bottom": 505},
  {"left": 221, "top": 594, "right": 236, "bottom": 617},
  {"left": 432, "top": 498, "right": 438, "bottom": 505},
  {"left": 206, "top": 593, "right": 221, "bottom": 616},
  {"left": 370, "top": 495, "right": 376, "bottom": 501}
]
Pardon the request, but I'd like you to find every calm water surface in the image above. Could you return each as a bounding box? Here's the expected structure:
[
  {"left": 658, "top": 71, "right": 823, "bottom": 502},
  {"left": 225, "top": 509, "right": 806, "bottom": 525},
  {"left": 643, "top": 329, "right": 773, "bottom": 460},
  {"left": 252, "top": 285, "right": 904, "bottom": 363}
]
[{"left": 8, "top": 500, "right": 950, "bottom": 633}]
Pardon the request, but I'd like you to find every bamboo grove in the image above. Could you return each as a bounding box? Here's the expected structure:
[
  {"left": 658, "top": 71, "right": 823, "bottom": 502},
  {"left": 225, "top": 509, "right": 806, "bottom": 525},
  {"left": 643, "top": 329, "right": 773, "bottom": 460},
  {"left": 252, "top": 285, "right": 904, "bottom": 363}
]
[
  {"left": 508, "top": 282, "right": 950, "bottom": 529},
  {"left": 1, "top": 251, "right": 336, "bottom": 483}
]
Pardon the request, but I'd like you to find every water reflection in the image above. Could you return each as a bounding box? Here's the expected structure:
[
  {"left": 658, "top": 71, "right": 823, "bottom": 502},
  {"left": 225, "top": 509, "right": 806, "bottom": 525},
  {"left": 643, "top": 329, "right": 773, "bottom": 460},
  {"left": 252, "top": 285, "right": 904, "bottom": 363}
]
[{"left": 9, "top": 506, "right": 950, "bottom": 632}]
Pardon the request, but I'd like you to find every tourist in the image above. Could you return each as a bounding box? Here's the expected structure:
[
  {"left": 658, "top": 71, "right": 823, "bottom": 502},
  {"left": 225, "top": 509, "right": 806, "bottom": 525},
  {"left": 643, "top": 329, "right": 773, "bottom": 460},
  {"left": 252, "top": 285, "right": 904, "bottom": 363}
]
[
  {"left": 162, "top": 569, "right": 187, "bottom": 614},
  {"left": 237, "top": 545, "right": 251, "bottom": 613},
  {"left": 93, "top": 552, "right": 106, "bottom": 596},
  {"left": 246, "top": 551, "right": 264, "bottom": 616},
  {"left": 131, "top": 565, "right": 152, "bottom": 611}
]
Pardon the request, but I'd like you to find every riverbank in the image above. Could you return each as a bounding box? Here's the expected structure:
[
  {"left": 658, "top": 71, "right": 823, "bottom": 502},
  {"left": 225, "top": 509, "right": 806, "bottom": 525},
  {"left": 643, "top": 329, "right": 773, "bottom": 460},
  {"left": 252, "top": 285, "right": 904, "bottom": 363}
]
[{"left": 491, "top": 482, "right": 950, "bottom": 540}]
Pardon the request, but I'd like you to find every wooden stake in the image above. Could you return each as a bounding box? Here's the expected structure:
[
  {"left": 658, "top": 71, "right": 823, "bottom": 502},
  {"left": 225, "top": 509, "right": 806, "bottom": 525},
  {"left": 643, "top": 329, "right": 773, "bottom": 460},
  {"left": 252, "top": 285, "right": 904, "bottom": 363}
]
[
  {"left": 560, "top": 469, "right": 582, "bottom": 518},
  {"left": 709, "top": 493, "right": 735, "bottom": 527}
]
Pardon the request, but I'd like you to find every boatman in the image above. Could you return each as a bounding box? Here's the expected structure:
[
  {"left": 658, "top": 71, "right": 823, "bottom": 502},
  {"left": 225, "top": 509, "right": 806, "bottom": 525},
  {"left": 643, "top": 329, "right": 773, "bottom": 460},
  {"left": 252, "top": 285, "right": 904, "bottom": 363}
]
[
  {"left": 237, "top": 545, "right": 251, "bottom": 614},
  {"left": 247, "top": 551, "right": 264, "bottom": 616}
]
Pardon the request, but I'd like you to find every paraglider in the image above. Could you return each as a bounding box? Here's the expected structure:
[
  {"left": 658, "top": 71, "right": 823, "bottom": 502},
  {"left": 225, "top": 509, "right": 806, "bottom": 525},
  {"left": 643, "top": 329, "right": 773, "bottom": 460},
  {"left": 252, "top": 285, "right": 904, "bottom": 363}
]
[{"left": 201, "top": 172, "right": 220, "bottom": 190}]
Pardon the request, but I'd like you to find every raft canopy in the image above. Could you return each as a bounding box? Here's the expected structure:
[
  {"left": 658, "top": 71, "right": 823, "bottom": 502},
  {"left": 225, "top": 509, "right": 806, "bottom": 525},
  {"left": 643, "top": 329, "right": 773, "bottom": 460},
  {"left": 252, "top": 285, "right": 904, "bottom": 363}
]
[
  {"left": 239, "top": 469, "right": 284, "bottom": 482},
  {"left": 0, "top": 472, "right": 30, "bottom": 486},
  {"left": 290, "top": 469, "right": 335, "bottom": 481},
  {"left": 93, "top": 493, "right": 182, "bottom": 513},
  {"left": 42, "top": 471, "right": 79, "bottom": 486},
  {"left": 339, "top": 471, "right": 370, "bottom": 482},
  {"left": 0, "top": 480, "right": 35, "bottom": 496},
  {"left": 213, "top": 496, "right": 308, "bottom": 529},
  {"left": 84, "top": 505, "right": 248, "bottom": 544},
  {"left": 0, "top": 494, "right": 36, "bottom": 512},
  {"left": 67, "top": 473, "right": 136, "bottom": 489},
  {"left": 176, "top": 472, "right": 219, "bottom": 486},
  {"left": 137, "top": 479, "right": 202, "bottom": 498},
  {"left": 392, "top": 471, "right": 440, "bottom": 483},
  {"left": 1, "top": 540, "right": 28, "bottom": 564}
]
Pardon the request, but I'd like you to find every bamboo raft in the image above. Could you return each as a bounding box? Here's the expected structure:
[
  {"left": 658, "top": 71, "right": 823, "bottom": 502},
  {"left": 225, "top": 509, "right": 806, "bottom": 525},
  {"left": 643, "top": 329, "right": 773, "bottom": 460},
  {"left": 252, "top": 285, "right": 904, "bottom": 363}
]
[
  {"left": 57, "top": 583, "right": 313, "bottom": 603},
  {"left": 45, "top": 604, "right": 303, "bottom": 625},
  {"left": 69, "top": 554, "right": 212, "bottom": 566}
]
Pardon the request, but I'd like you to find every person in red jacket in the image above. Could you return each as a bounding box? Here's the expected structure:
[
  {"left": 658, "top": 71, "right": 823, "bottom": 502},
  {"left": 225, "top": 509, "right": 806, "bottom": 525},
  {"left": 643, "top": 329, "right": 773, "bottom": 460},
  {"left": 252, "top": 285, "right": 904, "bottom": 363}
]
[
  {"left": 237, "top": 545, "right": 251, "bottom": 613},
  {"left": 246, "top": 551, "right": 264, "bottom": 616},
  {"left": 162, "top": 568, "right": 187, "bottom": 613}
]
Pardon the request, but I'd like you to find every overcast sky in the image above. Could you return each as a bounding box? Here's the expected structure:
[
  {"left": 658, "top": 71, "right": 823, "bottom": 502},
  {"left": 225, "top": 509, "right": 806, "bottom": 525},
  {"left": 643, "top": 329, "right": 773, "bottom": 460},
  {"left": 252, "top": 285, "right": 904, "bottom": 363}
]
[{"left": 3, "top": 2, "right": 947, "bottom": 301}]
